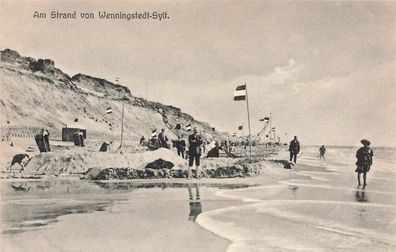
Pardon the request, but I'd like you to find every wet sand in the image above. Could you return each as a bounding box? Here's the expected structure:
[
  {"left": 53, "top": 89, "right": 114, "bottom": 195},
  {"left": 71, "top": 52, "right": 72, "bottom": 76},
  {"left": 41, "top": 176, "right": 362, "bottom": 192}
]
[
  {"left": 1, "top": 178, "right": 260, "bottom": 252},
  {"left": 197, "top": 146, "right": 396, "bottom": 251}
]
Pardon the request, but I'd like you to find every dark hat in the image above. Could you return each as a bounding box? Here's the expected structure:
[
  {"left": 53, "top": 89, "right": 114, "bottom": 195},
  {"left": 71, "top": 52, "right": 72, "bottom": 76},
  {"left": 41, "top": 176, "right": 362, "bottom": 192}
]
[{"left": 361, "top": 139, "right": 371, "bottom": 146}]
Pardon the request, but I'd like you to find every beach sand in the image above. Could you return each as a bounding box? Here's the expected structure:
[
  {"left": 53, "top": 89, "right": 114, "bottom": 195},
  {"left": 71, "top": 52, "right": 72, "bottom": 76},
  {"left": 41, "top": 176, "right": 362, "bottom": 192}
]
[{"left": 1, "top": 146, "right": 395, "bottom": 251}]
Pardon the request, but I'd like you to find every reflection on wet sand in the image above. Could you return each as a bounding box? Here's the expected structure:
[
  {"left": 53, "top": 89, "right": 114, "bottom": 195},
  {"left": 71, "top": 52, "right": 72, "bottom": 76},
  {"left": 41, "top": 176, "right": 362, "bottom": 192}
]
[
  {"left": 355, "top": 187, "right": 369, "bottom": 203},
  {"left": 2, "top": 180, "right": 257, "bottom": 236},
  {"left": 188, "top": 184, "right": 202, "bottom": 222}
]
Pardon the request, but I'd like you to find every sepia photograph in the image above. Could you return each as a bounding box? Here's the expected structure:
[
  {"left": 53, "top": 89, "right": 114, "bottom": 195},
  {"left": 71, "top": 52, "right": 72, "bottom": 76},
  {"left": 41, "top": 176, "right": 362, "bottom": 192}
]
[{"left": 0, "top": 0, "right": 395, "bottom": 251}]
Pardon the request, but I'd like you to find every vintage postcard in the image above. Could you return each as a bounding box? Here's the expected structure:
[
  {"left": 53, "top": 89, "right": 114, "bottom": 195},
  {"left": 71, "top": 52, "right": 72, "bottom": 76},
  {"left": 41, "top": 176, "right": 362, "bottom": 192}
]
[{"left": 1, "top": 1, "right": 395, "bottom": 251}]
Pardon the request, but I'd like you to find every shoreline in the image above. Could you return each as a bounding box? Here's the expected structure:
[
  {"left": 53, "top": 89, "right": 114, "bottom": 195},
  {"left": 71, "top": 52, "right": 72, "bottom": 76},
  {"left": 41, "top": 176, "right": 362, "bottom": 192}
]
[{"left": 1, "top": 146, "right": 395, "bottom": 251}]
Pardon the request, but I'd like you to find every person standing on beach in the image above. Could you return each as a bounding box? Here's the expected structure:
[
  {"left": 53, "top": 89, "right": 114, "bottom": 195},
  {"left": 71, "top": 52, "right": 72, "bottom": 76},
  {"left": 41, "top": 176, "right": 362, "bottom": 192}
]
[
  {"left": 188, "top": 128, "right": 203, "bottom": 179},
  {"left": 158, "top": 129, "right": 169, "bottom": 148},
  {"left": 176, "top": 135, "right": 186, "bottom": 158},
  {"left": 289, "top": 136, "right": 300, "bottom": 163},
  {"left": 319, "top": 145, "right": 326, "bottom": 160},
  {"left": 355, "top": 139, "right": 373, "bottom": 187}
]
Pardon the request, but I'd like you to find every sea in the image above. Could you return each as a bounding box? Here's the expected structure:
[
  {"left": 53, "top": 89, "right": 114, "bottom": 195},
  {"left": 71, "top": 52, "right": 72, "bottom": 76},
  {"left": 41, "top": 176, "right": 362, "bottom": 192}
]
[{"left": 1, "top": 146, "right": 395, "bottom": 251}]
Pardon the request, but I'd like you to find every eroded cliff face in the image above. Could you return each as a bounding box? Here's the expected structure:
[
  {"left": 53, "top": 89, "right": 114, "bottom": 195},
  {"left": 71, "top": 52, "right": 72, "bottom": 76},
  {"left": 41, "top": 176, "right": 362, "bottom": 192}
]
[{"left": 0, "top": 49, "right": 227, "bottom": 141}]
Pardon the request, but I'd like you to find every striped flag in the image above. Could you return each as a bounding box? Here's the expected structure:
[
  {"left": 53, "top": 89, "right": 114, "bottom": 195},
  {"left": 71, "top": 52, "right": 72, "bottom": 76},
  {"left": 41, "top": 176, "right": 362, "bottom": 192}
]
[
  {"left": 186, "top": 124, "right": 192, "bottom": 131},
  {"left": 233, "top": 85, "right": 246, "bottom": 101},
  {"left": 259, "top": 117, "right": 270, "bottom": 122},
  {"left": 151, "top": 129, "right": 157, "bottom": 137},
  {"left": 232, "top": 132, "right": 236, "bottom": 137},
  {"left": 238, "top": 126, "right": 243, "bottom": 130},
  {"left": 106, "top": 107, "right": 112, "bottom": 114}
]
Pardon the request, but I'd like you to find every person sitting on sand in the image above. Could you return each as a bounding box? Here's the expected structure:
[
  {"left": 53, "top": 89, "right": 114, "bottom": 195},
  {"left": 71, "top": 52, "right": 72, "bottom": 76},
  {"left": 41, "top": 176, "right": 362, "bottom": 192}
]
[
  {"left": 148, "top": 136, "right": 160, "bottom": 150},
  {"left": 319, "top": 145, "right": 326, "bottom": 160},
  {"left": 355, "top": 139, "right": 373, "bottom": 187},
  {"left": 289, "top": 136, "right": 300, "bottom": 163}
]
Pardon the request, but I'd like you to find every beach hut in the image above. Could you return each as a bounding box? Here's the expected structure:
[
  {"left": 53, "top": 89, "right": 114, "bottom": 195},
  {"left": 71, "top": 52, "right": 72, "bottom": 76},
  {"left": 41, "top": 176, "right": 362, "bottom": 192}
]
[{"left": 61, "top": 123, "right": 86, "bottom": 141}]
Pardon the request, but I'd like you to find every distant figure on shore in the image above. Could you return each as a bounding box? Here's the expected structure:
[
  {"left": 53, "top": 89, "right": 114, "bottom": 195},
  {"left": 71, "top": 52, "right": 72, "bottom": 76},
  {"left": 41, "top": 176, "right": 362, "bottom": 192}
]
[
  {"left": 188, "top": 128, "right": 203, "bottom": 179},
  {"left": 188, "top": 184, "right": 202, "bottom": 222},
  {"left": 319, "top": 145, "right": 326, "bottom": 160},
  {"left": 288, "top": 136, "right": 300, "bottom": 163},
  {"left": 158, "top": 129, "right": 169, "bottom": 149},
  {"left": 176, "top": 135, "right": 186, "bottom": 158},
  {"left": 355, "top": 139, "right": 373, "bottom": 187}
]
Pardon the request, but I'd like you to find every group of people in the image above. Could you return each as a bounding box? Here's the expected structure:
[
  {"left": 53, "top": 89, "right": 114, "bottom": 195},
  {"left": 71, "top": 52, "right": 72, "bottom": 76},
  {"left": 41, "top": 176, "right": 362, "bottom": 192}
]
[
  {"left": 145, "top": 129, "right": 171, "bottom": 150},
  {"left": 287, "top": 136, "right": 374, "bottom": 187},
  {"left": 143, "top": 127, "right": 206, "bottom": 179},
  {"left": 73, "top": 131, "right": 85, "bottom": 147}
]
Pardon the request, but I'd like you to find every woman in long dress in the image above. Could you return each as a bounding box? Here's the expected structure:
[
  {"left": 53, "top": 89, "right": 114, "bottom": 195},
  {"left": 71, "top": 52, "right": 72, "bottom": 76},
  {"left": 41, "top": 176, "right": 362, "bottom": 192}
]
[{"left": 355, "top": 139, "right": 373, "bottom": 187}]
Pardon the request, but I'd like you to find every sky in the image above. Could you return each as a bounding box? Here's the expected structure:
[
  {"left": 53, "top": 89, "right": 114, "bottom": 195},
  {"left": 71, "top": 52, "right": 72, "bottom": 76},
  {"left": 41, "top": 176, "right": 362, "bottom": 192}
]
[{"left": 1, "top": 0, "right": 395, "bottom": 146}]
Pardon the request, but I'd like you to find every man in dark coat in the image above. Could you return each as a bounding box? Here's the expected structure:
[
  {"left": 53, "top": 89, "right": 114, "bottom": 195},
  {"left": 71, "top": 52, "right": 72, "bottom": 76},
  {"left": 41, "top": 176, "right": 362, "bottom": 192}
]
[
  {"left": 176, "top": 135, "right": 186, "bottom": 158},
  {"left": 289, "top": 136, "right": 300, "bottom": 163},
  {"left": 188, "top": 128, "right": 203, "bottom": 179}
]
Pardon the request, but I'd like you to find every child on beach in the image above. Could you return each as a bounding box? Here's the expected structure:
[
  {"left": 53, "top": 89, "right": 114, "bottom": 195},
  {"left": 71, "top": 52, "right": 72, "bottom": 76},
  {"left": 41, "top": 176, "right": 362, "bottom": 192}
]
[{"left": 355, "top": 139, "right": 373, "bottom": 187}]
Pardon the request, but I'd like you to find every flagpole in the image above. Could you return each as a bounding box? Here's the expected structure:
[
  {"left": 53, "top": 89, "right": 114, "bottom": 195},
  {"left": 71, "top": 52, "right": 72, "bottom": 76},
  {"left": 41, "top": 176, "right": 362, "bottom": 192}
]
[
  {"left": 119, "top": 103, "right": 124, "bottom": 153},
  {"left": 245, "top": 82, "right": 252, "bottom": 160},
  {"left": 269, "top": 112, "right": 272, "bottom": 145}
]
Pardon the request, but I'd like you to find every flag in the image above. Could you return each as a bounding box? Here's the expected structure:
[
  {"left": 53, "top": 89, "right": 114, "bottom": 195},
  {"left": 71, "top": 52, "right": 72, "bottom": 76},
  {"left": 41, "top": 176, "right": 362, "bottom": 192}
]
[
  {"left": 212, "top": 127, "right": 215, "bottom": 132},
  {"left": 232, "top": 132, "right": 236, "bottom": 136},
  {"left": 106, "top": 107, "right": 112, "bottom": 114},
  {"left": 259, "top": 117, "right": 270, "bottom": 122},
  {"left": 115, "top": 77, "right": 119, "bottom": 82},
  {"left": 238, "top": 126, "right": 243, "bottom": 130},
  {"left": 186, "top": 124, "right": 192, "bottom": 131},
  {"left": 175, "top": 123, "right": 181, "bottom": 130},
  {"left": 151, "top": 129, "right": 157, "bottom": 137},
  {"left": 233, "top": 85, "right": 246, "bottom": 101}
]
